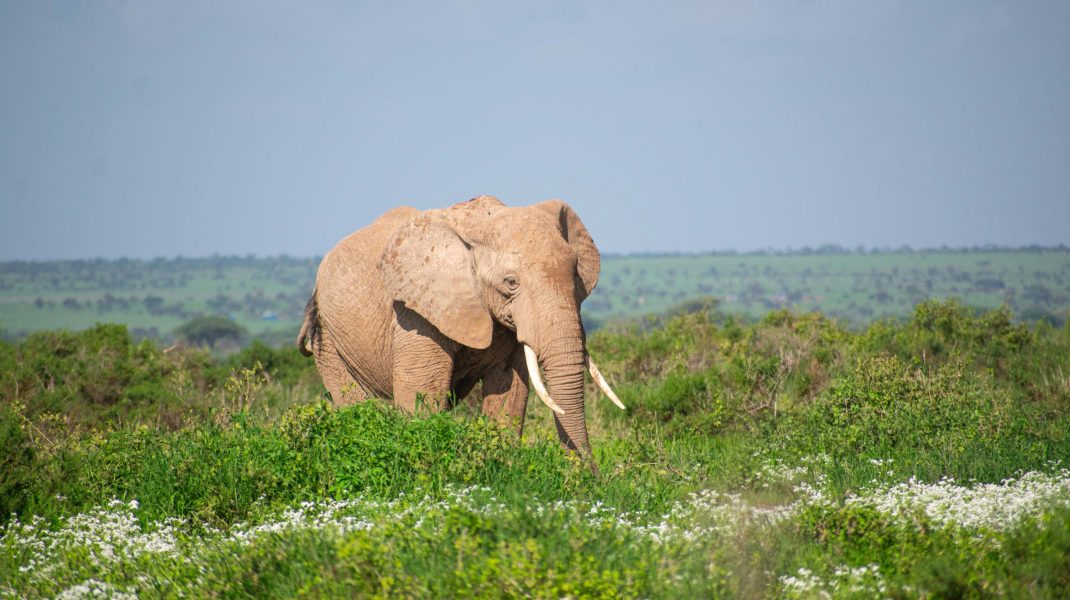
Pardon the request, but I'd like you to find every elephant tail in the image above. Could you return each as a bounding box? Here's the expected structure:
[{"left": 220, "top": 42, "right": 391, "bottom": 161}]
[{"left": 297, "top": 292, "right": 320, "bottom": 357}]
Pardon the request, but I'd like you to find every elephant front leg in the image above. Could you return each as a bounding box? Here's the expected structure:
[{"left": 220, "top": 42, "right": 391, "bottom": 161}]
[
  {"left": 392, "top": 308, "right": 458, "bottom": 413},
  {"left": 481, "top": 345, "right": 530, "bottom": 439}
]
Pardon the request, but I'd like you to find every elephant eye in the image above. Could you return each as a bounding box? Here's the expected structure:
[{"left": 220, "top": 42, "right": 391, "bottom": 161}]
[{"left": 503, "top": 275, "right": 519, "bottom": 290}]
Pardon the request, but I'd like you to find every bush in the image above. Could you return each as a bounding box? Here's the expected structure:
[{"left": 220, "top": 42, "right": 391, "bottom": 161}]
[
  {"left": 856, "top": 299, "right": 1030, "bottom": 376},
  {"left": 0, "top": 324, "right": 323, "bottom": 432},
  {"left": 0, "top": 402, "right": 34, "bottom": 519},
  {"left": 795, "top": 355, "right": 1010, "bottom": 454},
  {"left": 223, "top": 340, "right": 317, "bottom": 387},
  {"left": 0, "top": 400, "right": 589, "bottom": 528},
  {"left": 174, "top": 315, "right": 247, "bottom": 348},
  {"left": 0, "top": 325, "right": 184, "bottom": 426},
  {"left": 622, "top": 368, "right": 728, "bottom": 433}
]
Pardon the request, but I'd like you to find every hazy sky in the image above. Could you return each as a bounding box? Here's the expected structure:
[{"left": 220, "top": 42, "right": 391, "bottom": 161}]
[{"left": 1, "top": 1, "right": 1068, "bottom": 260}]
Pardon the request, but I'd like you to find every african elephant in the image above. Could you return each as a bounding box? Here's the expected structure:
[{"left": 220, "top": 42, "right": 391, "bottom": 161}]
[{"left": 297, "top": 195, "right": 623, "bottom": 469}]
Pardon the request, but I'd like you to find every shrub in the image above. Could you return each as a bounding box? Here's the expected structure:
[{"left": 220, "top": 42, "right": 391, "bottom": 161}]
[
  {"left": 0, "top": 402, "right": 35, "bottom": 518},
  {"left": 856, "top": 299, "right": 1031, "bottom": 376},
  {"left": 222, "top": 340, "right": 317, "bottom": 387},
  {"left": 587, "top": 309, "right": 722, "bottom": 382},
  {"left": 792, "top": 355, "right": 1012, "bottom": 456},
  {"left": 174, "top": 315, "right": 247, "bottom": 348},
  {"left": 622, "top": 368, "right": 728, "bottom": 433},
  {"left": 0, "top": 324, "right": 321, "bottom": 431}
]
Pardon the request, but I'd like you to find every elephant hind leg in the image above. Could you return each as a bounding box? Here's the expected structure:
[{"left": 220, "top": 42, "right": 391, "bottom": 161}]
[{"left": 312, "top": 329, "right": 365, "bottom": 406}]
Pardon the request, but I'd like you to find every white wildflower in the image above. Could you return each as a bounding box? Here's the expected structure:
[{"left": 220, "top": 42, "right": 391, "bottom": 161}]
[
  {"left": 55, "top": 578, "right": 137, "bottom": 600},
  {"left": 780, "top": 563, "right": 885, "bottom": 599},
  {"left": 846, "top": 470, "right": 1070, "bottom": 531}
]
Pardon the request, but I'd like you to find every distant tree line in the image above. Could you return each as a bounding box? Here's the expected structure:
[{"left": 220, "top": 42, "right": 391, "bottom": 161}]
[{"left": 603, "top": 244, "right": 1070, "bottom": 259}]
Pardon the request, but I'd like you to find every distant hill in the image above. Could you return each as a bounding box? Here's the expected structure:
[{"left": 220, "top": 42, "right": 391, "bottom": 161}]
[{"left": 1, "top": 247, "right": 1067, "bottom": 344}]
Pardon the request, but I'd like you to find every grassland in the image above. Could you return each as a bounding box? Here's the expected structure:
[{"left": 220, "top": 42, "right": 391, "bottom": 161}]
[
  {"left": 2, "top": 248, "right": 1068, "bottom": 344},
  {"left": 0, "top": 256, "right": 319, "bottom": 344},
  {"left": 3, "top": 300, "right": 1070, "bottom": 597},
  {"left": 592, "top": 247, "right": 1070, "bottom": 327}
]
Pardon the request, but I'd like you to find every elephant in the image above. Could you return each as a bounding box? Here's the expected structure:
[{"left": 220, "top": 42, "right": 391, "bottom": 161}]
[{"left": 297, "top": 195, "right": 623, "bottom": 470}]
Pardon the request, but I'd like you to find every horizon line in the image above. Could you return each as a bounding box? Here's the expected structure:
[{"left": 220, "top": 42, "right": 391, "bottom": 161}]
[{"left": 2, "top": 243, "right": 1070, "bottom": 265}]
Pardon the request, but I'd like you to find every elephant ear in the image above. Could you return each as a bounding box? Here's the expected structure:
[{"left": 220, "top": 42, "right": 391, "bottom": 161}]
[
  {"left": 380, "top": 215, "right": 493, "bottom": 349},
  {"left": 533, "top": 200, "right": 601, "bottom": 300}
]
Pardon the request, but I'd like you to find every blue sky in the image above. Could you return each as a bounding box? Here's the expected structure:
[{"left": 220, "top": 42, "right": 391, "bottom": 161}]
[{"left": 1, "top": 1, "right": 1068, "bottom": 259}]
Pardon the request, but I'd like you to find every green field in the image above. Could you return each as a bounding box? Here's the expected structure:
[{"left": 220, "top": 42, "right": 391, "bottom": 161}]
[
  {"left": 593, "top": 248, "right": 1070, "bottom": 326},
  {"left": 0, "top": 256, "right": 319, "bottom": 344},
  {"left": 2, "top": 248, "right": 1068, "bottom": 344},
  {"left": 2, "top": 301, "right": 1070, "bottom": 597}
]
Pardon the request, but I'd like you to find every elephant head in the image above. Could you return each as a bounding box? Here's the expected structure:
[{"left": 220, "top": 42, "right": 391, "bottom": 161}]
[{"left": 379, "top": 196, "right": 623, "bottom": 465}]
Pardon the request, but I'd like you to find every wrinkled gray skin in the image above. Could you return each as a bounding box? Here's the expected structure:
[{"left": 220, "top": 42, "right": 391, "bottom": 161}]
[{"left": 298, "top": 196, "right": 603, "bottom": 468}]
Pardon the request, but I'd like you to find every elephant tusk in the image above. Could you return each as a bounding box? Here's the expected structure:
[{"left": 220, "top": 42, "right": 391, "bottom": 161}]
[
  {"left": 585, "top": 355, "right": 626, "bottom": 410},
  {"left": 523, "top": 344, "right": 565, "bottom": 415}
]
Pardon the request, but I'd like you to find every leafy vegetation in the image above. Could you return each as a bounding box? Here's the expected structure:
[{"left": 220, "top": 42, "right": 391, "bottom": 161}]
[
  {"left": 3, "top": 299, "right": 1070, "bottom": 597},
  {"left": 173, "top": 315, "right": 248, "bottom": 349},
  {"left": 0, "top": 325, "right": 320, "bottom": 429}
]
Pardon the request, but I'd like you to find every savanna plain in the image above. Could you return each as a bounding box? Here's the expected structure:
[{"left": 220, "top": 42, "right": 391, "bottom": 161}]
[{"left": 3, "top": 250, "right": 1070, "bottom": 598}]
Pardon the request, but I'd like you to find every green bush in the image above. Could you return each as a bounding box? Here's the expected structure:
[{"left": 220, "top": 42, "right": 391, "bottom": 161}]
[
  {"left": 588, "top": 309, "right": 723, "bottom": 381},
  {"left": 0, "top": 402, "right": 35, "bottom": 519},
  {"left": 222, "top": 340, "right": 318, "bottom": 387},
  {"left": 791, "top": 501, "right": 1070, "bottom": 597},
  {"left": 620, "top": 368, "right": 729, "bottom": 435},
  {"left": 805, "top": 355, "right": 1010, "bottom": 455},
  {"left": 0, "top": 400, "right": 591, "bottom": 528},
  {"left": 0, "top": 324, "right": 322, "bottom": 430},
  {"left": 856, "top": 299, "right": 1032, "bottom": 376},
  {"left": 174, "top": 315, "right": 247, "bottom": 348}
]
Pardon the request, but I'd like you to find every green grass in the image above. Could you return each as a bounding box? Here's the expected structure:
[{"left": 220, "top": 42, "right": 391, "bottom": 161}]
[{"left": 3, "top": 300, "right": 1070, "bottom": 597}]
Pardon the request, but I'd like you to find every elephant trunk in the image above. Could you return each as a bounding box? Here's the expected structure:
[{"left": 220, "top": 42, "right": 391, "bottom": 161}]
[{"left": 538, "top": 332, "right": 593, "bottom": 466}]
